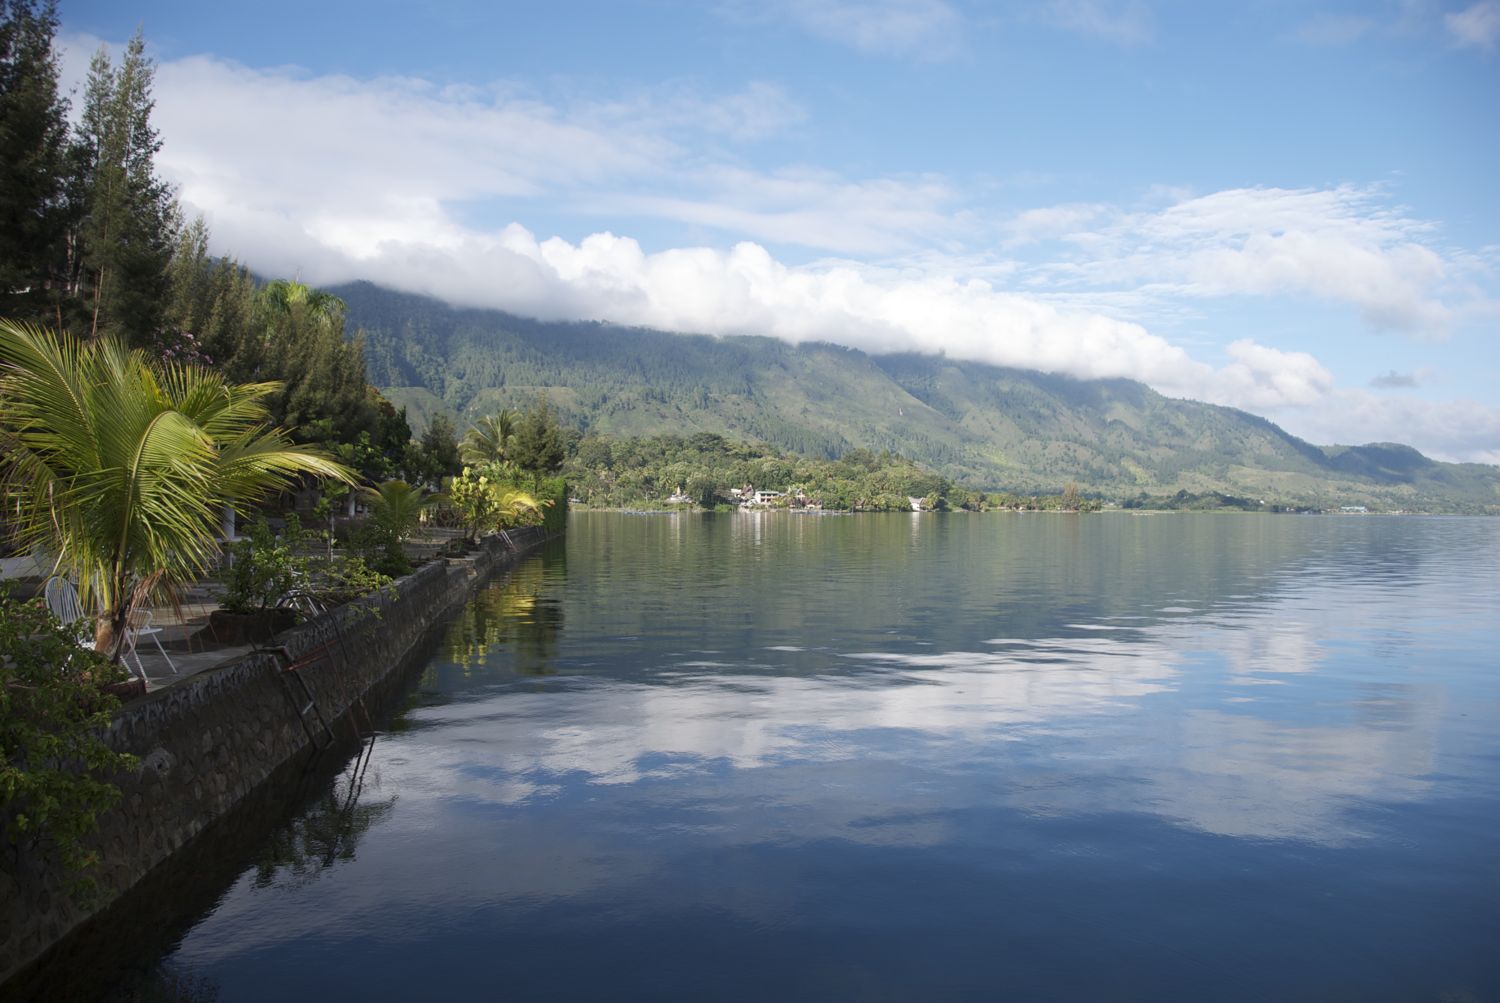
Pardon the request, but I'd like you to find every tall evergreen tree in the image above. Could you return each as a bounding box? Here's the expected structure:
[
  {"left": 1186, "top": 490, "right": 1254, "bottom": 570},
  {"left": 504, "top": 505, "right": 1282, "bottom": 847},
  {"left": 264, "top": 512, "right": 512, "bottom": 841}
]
[
  {"left": 0, "top": 0, "right": 68, "bottom": 325},
  {"left": 259, "top": 279, "right": 374, "bottom": 444},
  {"left": 70, "top": 31, "right": 178, "bottom": 344},
  {"left": 511, "top": 397, "right": 566, "bottom": 485}
]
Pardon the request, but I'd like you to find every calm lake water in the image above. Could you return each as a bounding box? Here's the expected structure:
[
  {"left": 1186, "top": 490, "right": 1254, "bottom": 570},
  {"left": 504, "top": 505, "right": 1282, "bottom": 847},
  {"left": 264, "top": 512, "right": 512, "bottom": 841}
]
[{"left": 54, "top": 514, "right": 1500, "bottom": 999}]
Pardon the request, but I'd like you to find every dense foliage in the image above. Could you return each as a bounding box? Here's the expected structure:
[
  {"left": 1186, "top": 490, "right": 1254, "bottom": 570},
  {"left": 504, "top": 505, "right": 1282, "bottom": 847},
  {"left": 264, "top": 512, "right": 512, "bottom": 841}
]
[
  {"left": 565, "top": 433, "right": 953, "bottom": 511},
  {"left": 0, "top": 7, "right": 177, "bottom": 345},
  {"left": 0, "top": 7, "right": 432, "bottom": 485},
  {"left": 562, "top": 432, "right": 1101, "bottom": 512},
  {"left": 0, "top": 0, "right": 68, "bottom": 325},
  {"left": 0, "top": 320, "right": 354, "bottom": 657},
  {"left": 221, "top": 517, "right": 310, "bottom": 615},
  {"left": 0, "top": 596, "right": 137, "bottom": 898},
  {"left": 446, "top": 465, "right": 546, "bottom": 543},
  {"left": 163, "top": 238, "right": 413, "bottom": 481},
  {"left": 532, "top": 475, "right": 569, "bottom": 534},
  {"left": 222, "top": 515, "right": 395, "bottom": 613},
  {"left": 1120, "top": 490, "right": 1314, "bottom": 513}
]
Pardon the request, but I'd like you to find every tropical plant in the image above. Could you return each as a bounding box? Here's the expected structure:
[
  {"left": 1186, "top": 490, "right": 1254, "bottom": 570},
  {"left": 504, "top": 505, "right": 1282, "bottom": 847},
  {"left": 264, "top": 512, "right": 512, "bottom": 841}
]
[
  {"left": 1, "top": 595, "right": 137, "bottom": 899},
  {"left": 352, "top": 479, "right": 441, "bottom": 577},
  {"left": 221, "top": 516, "right": 308, "bottom": 615},
  {"left": 446, "top": 465, "right": 544, "bottom": 542},
  {"left": 261, "top": 278, "right": 344, "bottom": 330},
  {"left": 494, "top": 486, "right": 546, "bottom": 529},
  {"left": 0, "top": 321, "right": 355, "bottom": 659},
  {"left": 460, "top": 409, "right": 516, "bottom": 467},
  {"left": 314, "top": 554, "right": 393, "bottom": 606},
  {"left": 360, "top": 479, "right": 438, "bottom": 544}
]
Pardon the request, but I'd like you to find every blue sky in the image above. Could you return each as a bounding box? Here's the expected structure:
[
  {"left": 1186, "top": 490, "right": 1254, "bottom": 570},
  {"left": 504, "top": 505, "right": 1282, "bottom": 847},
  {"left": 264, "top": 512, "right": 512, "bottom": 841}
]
[{"left": 58, "top": 0, "right": 1500, "bottom": 461}]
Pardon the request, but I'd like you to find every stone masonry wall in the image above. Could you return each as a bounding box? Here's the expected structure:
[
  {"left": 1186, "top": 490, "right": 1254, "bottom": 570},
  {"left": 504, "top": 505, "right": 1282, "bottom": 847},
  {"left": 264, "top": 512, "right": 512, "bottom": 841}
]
[{"left": 0, "top": 527, "right": 550, "bottom": 987}]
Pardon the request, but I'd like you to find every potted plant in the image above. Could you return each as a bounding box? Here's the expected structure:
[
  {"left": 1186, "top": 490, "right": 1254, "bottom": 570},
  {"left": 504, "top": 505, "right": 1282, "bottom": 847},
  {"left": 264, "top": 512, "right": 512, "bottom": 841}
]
[{"left": 208, "top": 517, "right": 307, "bottom": 644}]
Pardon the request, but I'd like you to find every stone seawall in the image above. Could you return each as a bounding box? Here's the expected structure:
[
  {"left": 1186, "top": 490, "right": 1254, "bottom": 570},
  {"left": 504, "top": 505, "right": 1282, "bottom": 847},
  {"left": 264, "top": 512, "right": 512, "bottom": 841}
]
[{"left": 0, "top": 527, "right": 551, "bottom": 987}]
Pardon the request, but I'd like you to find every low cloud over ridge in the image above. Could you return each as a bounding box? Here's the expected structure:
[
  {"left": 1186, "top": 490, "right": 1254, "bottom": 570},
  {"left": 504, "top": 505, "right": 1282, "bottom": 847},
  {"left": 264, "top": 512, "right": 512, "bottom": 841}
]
[{"left": 59, "top": 35, "right": 1499, "bottom": 465}]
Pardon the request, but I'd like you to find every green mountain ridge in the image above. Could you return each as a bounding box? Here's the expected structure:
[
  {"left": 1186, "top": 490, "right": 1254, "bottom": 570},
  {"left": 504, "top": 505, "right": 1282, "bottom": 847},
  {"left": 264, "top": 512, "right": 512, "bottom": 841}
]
[{"left": 337, "top": 281, "right": 1500, "bottom": 513}]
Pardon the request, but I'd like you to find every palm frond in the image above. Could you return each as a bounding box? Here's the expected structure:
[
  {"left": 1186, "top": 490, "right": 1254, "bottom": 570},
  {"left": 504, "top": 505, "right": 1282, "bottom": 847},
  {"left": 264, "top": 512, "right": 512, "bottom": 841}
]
[{"left": 0, "top": 323, "right": 358, "bottom": 657}]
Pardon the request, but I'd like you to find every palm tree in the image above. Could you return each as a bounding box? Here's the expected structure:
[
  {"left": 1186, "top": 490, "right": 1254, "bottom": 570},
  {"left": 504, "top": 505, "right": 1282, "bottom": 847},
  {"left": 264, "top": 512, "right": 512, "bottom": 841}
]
[
  {"left": 0, "top": 320, "right": 355, "bottom": 659},
  {"left": 494, "top": 487, "right": 545, "bottom": 529},
  {"left": 360, "top": 479, "right": 439, "bottom": 543},
  {"left": 460, "top": 409, "right": 516, "bottom": 467},
  {"left": 261, "top": 279, "right": 345, "bottom": 333}
]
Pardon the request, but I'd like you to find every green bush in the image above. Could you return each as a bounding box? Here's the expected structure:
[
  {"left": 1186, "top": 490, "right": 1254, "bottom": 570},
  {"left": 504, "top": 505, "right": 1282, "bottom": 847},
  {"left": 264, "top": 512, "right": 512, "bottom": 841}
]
[
  {"left": 314, "top": 555, "right": 394, "bottom": 606},
  {"left": 534, "top": 476, "right": 568, "bottom": 533},
  {"left": 222, "top": 516, "right": 309, "bottom": 614},
  {"left": 1, "top": 598, "right": 138, "bottom": 900},
  {"left": 345, "top": 520, "right": 411, "bottom": 579}
]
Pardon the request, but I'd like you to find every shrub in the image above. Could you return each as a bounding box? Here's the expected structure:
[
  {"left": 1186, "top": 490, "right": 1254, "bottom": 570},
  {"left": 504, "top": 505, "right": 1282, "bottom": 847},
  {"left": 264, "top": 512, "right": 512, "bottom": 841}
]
[
  {"left": 0, "top": 597, "right": 138, "bottom": 900},
  {"left": 313, "top": 555, "right": 393, "bottom": 606},
  {"left": 534, "top": 476, "right": 569, "bottom": 534},
  {"left": 222, "top": 516, "right": 309, "bottom": 614},
  {"left": 345, "top": 520, "right": 411, "bottom": 579},
  {"left": 446, "top": 465, "right": 552, "bottom": 540}
]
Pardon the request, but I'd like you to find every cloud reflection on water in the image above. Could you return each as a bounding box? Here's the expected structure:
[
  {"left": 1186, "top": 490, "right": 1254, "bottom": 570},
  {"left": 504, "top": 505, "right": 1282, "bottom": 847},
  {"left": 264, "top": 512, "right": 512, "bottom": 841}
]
[
  {"left": 394, "top": 571, "right": 1449, "bottom": 849},
  {"left": 165, "top": 516, "right": 1498, "bottom": 982}
]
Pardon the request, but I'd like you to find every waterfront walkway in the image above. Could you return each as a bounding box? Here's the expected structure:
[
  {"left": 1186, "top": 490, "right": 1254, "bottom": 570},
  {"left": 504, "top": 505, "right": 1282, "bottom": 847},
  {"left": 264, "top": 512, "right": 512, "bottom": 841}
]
[
  {"left": 122, "top": 599, "right": 258, "bottom": 692},
  {"left": 4, "top": 526, "right": 483, "bottom": 694}
]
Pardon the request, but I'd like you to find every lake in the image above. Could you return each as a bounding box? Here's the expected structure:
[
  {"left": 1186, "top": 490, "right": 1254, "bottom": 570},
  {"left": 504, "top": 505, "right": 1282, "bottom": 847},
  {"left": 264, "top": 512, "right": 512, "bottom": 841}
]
[{"left": 43, "top": 513, "right": 1500, "bottom": 1000}]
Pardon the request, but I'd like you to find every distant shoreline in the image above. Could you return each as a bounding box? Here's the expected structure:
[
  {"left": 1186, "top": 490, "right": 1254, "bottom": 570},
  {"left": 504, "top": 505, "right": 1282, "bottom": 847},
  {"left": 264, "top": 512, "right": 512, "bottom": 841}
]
[{"left": 564, "top": 505, "right": 1443, "bottom": 516}]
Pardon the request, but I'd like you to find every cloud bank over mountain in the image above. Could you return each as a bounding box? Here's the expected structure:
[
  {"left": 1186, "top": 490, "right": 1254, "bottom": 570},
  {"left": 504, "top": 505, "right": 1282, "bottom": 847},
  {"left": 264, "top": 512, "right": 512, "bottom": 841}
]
[{"left": 58, "top": 32, "right": 1500, "bottom": 463}]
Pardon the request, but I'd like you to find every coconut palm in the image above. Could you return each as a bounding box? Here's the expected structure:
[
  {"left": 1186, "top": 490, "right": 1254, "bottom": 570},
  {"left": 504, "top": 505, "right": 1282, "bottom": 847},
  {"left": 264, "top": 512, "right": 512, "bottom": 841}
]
[
  {"left": 360, "top": 479, "right": 440, "bottom": 543},
  {"left": 460, "top": 409, "right": 516, "bottom": 467},
  {"left": 0, "top": 320, "right": 355, "bottom": 660},
  {"left": 494, "top": 487, "right": 546, "bottom": 529},
  {"left": 261, "top": 279, "right": 345, "bottom": 332}
]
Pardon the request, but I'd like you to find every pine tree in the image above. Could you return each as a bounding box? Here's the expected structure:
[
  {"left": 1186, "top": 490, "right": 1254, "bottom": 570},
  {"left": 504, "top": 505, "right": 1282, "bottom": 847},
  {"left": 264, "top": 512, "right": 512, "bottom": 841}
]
[
  {"left": 512, "top": 397, "right": 566, "bottom": 484},
  {"left": 0, "top": 0, "right": 69, "bottom": 325},
  {"left": 70, "top": 31, "right": 178, "bottom": 344}
]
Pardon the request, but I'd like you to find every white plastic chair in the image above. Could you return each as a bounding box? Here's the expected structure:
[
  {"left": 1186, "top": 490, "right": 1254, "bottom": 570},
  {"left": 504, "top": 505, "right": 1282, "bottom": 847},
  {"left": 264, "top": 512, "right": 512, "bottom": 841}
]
[
  {"left": 124, "top": 607, "right": 179, "bottom": 678},
  {"left": 43, "top": 576, "right": 92, "bottom": 646},
  {"left": 43, "top": 577, "right": 176, "bottom": 682}
]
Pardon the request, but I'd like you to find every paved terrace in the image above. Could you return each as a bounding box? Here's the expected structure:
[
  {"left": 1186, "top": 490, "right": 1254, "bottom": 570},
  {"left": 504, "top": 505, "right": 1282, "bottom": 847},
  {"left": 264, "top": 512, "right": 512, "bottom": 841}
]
[{"left": 3, "top": 528, "right": 480, "bottom": 694}]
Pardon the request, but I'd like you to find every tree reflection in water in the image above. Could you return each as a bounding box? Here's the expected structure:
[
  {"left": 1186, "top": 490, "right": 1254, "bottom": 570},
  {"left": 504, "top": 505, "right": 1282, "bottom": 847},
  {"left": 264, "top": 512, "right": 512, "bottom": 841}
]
[
  {"left": 251, "top": 738, "right": 395, "bottom": 889},
  {"left": 439, "top": 558, "right": 562, "bottom": 676}
]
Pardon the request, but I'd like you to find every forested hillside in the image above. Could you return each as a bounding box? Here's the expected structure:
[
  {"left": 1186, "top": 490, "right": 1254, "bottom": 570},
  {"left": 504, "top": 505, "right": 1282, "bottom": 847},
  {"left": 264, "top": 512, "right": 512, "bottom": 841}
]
[{"left": 339, "top": 282, "right": 1500, "bottom": 513}]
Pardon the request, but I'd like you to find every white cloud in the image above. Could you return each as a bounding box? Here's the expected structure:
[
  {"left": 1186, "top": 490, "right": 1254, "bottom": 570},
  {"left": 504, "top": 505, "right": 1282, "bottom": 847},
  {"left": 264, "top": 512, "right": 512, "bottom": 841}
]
[
  {"left": 1044, "top": 0, "right": 1152, "bottom": 44},
  {"left": 591, "top": 167, "right": 964, "bottom": 255},
  {"left": 736, "top": 0, "right": 967, "bottom": 60},
  {"left": 1003, "top": 203, "right": 1108, "bottom": 247},
  {"left": 1212, "top": 340, "right": 1336, "bottom": 410},
  {"left": 1029, "top": 186, "right": 1460, "bottom": 337},
  {"left": 104, "top": 47, "right": 961, "bottom": 260},
  {"left": 1261, "top": 390, "right": 1500, "bottom": 463},
  {"left": 57, "top": 36, "right": 1500, "bottom": 464},
  {"left": 581, "top": 80, "right": 807, "bottom": 142},
  {"left": 1293, "top": 13, "right": 1376, "bottom": 45},
  {"left": 312, "top": 223, "right": 1207, "bottom": 388},
  {"left": 1446, "top": 0, "right": 1500, "bottom": 47}
]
